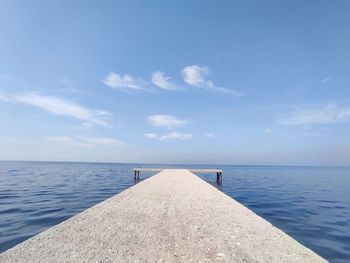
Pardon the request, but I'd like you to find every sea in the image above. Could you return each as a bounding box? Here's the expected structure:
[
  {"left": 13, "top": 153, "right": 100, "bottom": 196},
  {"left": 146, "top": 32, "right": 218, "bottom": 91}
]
[{"left": 0, "top": 161, "right": 349, "bottom": 262}]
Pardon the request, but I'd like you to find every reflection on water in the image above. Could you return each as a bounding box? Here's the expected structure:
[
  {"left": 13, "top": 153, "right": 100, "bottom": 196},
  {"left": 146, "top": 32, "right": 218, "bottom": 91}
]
[
  {"left": 0, "top": 162, "right": 349, "bottom": 262},
  {"left": 197, "top": 165, "right": 350, "bottom": 263}
]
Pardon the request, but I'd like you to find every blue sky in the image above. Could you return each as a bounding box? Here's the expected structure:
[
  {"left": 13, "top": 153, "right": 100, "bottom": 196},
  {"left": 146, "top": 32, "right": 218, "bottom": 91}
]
[{"left": 1, "top": 0, "right": 350, "bottom": 165}]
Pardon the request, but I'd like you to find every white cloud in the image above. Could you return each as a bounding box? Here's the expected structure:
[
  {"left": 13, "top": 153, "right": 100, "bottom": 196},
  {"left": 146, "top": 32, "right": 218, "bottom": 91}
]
[
  {"left": 281, "top": 104, "right": 350, "bottom": 126},
  {"left": 151, "top": 71, "right": 177, "bottom": 90},
  {"left": 182, "top": 65, "right": 209, "bottom": 86},
  {"left": 206, "top": 81, "right": 243, "bottom": 96},
  {"left": 13, "top": 93, "right": 111, "bottom": 127},
  {"left": 144, "top": 133, "right": 158, "bottom": 139},
  {"left": 103, "top": 72, "right": 148, "bottom": 92},
  {"left": 205, "top": 133, "right": 215, "bottom": 138},
  {"left": 46, "top": 136, "right": 123, "bottom": 147},
  {"left": 321, "top": 75, "right": 334, "bottom": 84},
  {"left": 181, "top": 65, "right": 243, "bottom": 96},
  {"left": 263, "top": 127, "right": 272, "bottom": 134},
  {"left": 80, "top": 137, "right": 123, "bottom": 146},
  {"left": 57, "top": 78, "right": 84, "bottom": 94},
  {"left": 144, "top": 132, "right": 192, "bottom": 141},
  {"left": 148, "top": 114, "right": 187, "bottom": 129},
  {"left": 160, "top": 132, "right": 192, "bottom": 140},
  {"left": 46, "top": 136, "right": 74, "bottom": 144},
  {"left": 95, "top": 109, "right": 112, "bottom": 116}
]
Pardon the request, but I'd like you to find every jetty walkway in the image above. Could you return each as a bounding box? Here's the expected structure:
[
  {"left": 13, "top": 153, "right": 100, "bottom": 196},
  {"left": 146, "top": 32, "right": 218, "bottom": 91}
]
[{"left": 0, "top": 169, "right": 326, "bottom": 262}]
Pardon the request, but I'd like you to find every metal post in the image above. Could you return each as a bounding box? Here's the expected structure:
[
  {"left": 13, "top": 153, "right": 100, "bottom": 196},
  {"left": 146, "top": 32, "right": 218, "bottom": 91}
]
[{"left": 216, "top": 169, "right": 222, "bottom": 185}]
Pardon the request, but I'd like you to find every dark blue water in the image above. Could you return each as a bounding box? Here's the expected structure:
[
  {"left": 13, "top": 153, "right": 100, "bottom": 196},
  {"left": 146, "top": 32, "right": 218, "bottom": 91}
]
[{"left": 0, "top": 162, "right": 349, "bottom": 262}]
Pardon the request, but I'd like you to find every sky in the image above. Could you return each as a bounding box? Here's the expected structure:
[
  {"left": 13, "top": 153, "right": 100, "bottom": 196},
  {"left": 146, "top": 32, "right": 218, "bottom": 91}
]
[{"left": 1, "top": 0, "right": 350, "bottom": 165}]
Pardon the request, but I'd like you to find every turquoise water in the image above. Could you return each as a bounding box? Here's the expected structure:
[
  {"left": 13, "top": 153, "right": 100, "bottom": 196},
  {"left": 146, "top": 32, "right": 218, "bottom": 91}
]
[{"left": 0, "top": 161, "right": 349, "bottom": 262}]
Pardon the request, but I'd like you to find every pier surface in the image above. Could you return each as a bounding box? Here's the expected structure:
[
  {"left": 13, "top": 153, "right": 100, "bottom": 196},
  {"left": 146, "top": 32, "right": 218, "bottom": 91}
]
[{"left": 0, "top": 169, "right": 326, "bottom": 262}]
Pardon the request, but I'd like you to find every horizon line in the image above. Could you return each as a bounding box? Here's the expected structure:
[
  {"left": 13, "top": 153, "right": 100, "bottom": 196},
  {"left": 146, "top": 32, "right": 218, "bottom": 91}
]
[{"left": 1, "top": 159, "right": 349, "bottom": 169}]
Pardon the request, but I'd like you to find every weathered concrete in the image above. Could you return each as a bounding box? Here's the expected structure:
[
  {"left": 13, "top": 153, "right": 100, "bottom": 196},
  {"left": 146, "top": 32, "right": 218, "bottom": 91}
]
[{"left": 0, "top": 169, "right": 326, "bottom": 263}]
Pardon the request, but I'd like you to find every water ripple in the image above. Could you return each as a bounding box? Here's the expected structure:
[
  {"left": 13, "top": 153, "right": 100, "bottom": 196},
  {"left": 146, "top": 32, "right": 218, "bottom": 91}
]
[{"left": 0, "top": 162, "right": 349, "bottom": 263}]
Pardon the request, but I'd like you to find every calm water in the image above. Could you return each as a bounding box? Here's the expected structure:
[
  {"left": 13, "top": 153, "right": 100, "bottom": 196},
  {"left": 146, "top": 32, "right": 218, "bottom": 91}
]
[{"left": 0, "top": 162, "right": 349, "bottom": 262}]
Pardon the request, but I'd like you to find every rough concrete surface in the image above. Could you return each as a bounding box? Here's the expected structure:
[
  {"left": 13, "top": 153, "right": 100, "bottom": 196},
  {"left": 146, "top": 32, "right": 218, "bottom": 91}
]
[{"left": 0, "top": 169, "right": 327, "bottom": 263}]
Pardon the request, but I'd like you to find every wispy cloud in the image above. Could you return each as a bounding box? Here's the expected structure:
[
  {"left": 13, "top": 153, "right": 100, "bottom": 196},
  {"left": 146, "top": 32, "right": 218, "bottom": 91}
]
[
  {"left": 46, "top": 136, "right": 74, "bottom": 144},
  {"left": 151, "top": 71, "right": 178, "bottom": 90},
  {"left": 103, "top": 72, "right": 148, "bottom": 92},
  {"left": 181, "top": 65, "right": 243, "bottom": 96},
  {"left": 80, "top": 137, "right": 123, "bottom": 146},
  {"left": 263, "top": 127, "right": 272, "bottom": 134},
  {"left": 57, "top": 77, "right": 84, "bottom": 94},
  {"left": 144, "top": 133, "right": 158, "bottom": 139},
  {"left": 3, "top": 92, "right": 111, "bottom": 127},
  {"left": 148, "top": 114, "right": 187, "bottom": 129},
  {"left": 46, "top": 136, "right": 123, "bottom": 147},
  {"left": 160, "top": 132, "right": 192, "bottom": 140},
  {"left": 321, "top": 75, "right": 334, "bottom": 84},
  {"left": 281, "top": 104, "right": 350, "bottom": 125},
  {"left": 103, "top": 67, "right": 241, "bottom": 95},
  {"left": 144, "top": 132, "right": 192, "bottom": 141},
  {"left": 182, "top": 65, "right": 208, "bottom": 86}
]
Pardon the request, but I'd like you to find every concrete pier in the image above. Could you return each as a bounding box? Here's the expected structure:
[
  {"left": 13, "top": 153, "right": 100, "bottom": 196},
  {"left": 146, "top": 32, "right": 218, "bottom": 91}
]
[{"left": 0, "top": 169, "right": 326, "bottom": 262}]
